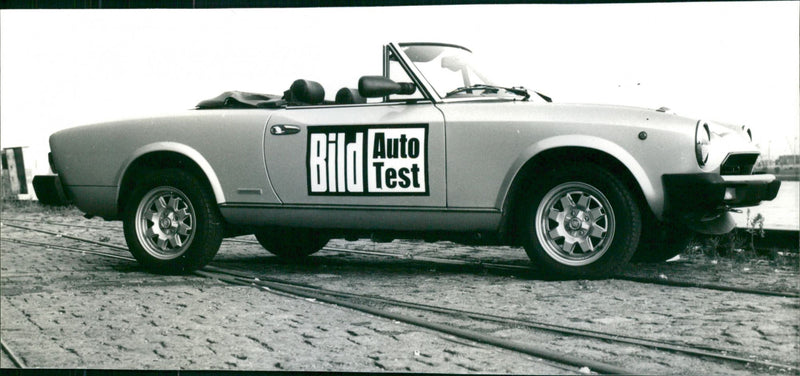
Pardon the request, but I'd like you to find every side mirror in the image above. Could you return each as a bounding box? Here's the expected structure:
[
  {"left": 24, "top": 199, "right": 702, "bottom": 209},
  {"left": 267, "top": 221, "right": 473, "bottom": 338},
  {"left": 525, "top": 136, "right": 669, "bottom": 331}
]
[{"left": 358, "top": 76, "right": 417, "bottom": 98}]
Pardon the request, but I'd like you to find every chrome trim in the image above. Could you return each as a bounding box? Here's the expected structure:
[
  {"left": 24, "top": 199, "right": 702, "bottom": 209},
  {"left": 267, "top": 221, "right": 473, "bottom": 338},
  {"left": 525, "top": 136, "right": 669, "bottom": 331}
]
[
  {"left": 720, "top": 174, "right": 776, "bottom": 183},
  {"left": 236, "top": 188, "right": 263, "bottom": 195},
  {"left": 695, "top": 120, "right": 710, "bottom": 167},
  {"left": 284, "top": 101, "right": 434, "bottom": 110},
  {"left": 270, "top": 124, "right": 300, "bottom": 135},
  {"left": 397, "top": 42, "right": 472, "bottom": 53},
  {"left": 220, "top": 202, "right": 499, "bottom": 213}
]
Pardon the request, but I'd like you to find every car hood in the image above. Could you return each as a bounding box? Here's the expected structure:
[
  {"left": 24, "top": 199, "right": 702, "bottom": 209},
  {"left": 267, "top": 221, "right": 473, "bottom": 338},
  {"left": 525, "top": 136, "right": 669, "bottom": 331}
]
[
  {"left": 449, "top": 100, "right": 701, "bottom": 132},
  {"left": 531, "top": 101, "right": 696, "bottom": 125},
  {"left": 512, "top": 101, "right": 756, "bottom": 150},
  {"left": 512, "top": 101, "right": 749, "bottom": 138}
]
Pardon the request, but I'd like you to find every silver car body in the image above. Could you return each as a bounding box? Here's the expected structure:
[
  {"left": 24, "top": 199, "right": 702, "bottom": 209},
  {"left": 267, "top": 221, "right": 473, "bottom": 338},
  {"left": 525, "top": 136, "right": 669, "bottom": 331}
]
[{"left": 45, "top": 42, "right": 779, "bottom": 275}]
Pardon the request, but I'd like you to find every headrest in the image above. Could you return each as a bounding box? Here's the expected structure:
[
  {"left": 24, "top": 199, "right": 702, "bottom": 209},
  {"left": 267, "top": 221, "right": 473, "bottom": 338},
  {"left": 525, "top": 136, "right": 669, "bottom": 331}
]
[
  {"left": 287, "top": 79, "right": 325, "bottom": 105},
  {"left": 335, "top": 87, "right": 366, "bottom": 105}
]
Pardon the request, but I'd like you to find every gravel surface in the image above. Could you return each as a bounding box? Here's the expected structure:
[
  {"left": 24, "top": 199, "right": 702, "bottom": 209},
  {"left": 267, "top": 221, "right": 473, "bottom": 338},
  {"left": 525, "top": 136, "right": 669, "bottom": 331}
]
[{"left": 1, "top": 205, "right": 798, "bottom": 374}]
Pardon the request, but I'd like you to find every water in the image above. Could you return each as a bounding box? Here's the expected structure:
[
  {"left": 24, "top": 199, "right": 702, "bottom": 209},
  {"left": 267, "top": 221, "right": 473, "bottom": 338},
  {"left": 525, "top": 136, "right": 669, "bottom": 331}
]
[{"left": 731, "top": 181, "right": 799, "bottom": 231}]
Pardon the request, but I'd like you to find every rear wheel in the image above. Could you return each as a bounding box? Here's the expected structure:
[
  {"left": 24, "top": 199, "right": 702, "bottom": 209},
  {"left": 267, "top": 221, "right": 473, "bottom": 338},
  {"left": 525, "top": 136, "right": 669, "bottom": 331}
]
[
  {"left": 522, "top": 164, "right": 641, "bottom": 278},
  {"left": 254, "top": 227, "right": 329, "bottom": 260},
  {"left": 123, "top": 169, "right": 223, "bottom": 273}
]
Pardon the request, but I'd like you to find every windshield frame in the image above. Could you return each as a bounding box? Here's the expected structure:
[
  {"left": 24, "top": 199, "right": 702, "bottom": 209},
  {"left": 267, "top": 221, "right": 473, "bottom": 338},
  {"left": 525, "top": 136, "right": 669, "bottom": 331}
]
[
  {"left": 392, "top": 42, "right": 520, "bottom": 103},
  {"left": 385, "top": 43, "right": 437, "bottom": 102}
]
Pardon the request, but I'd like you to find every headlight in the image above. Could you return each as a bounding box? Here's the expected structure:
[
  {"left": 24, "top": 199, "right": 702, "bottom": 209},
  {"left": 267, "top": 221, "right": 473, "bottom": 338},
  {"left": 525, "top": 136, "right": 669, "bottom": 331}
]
[{"left": 695, "top": 121, "right": 710, "bottom": 166}]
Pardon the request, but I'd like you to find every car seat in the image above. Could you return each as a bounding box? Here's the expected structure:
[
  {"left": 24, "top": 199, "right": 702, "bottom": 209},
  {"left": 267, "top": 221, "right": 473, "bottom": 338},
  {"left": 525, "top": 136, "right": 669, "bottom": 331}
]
[
  {"left": 284, "top": 79, "right": 325, "bottom": 106},
  {"left": 335, "top": 87, "right": 367, "bottom": 105}
]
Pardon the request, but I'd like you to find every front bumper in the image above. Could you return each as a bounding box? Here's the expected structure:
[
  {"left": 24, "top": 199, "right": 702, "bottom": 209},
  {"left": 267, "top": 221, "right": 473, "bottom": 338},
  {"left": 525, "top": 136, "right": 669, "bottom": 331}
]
[{"left": 662, "top": 173, "right": 780, "bottom": 234}]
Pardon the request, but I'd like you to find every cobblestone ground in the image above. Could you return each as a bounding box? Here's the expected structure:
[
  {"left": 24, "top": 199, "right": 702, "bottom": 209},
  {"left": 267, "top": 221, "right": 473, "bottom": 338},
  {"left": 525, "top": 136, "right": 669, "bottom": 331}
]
[
  {"left": 1, "top": 206, "right": 799, "bottom": 374},
  {"left": 0, "top": 209, "right": 569, "bottom": 373}
]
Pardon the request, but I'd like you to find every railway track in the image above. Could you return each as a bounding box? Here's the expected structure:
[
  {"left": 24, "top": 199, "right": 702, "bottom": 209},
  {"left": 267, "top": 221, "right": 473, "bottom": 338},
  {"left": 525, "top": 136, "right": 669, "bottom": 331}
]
[
  {"left": 1, "top": 338, "right": 25, "bottom": 369},
  {"left": 1, "top": 235, "right": 621, "bottom": 373},
  {"left": 2, "top": 221, "right": 798, "bottom": 373},
  {"left": 2, "top": 217, "right": 798, "bottom": 298}
]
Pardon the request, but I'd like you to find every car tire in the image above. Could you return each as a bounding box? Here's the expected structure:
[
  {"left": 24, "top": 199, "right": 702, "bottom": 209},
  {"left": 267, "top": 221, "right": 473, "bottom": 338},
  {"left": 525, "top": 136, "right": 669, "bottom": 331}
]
[
  {"left": 123, "top": 169, "right": 223, "bottom": 273},
  {"left": 254, "top": 227, "right": 329, "bottom": 260},
  {"left": 631, "top": 218, "right": 693, "bottom": 263},
  {"left": 521, "top": 164, "right": 641, "bottom": 279}
]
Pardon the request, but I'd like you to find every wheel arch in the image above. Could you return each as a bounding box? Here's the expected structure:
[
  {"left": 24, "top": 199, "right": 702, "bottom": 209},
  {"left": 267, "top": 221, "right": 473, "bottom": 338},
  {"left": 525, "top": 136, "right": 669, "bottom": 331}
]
[
  {"left": 498, "top": 136, "right": 657, "bottom": 244},
  {"left": 116, "top": 143, "right": 225, "bottom": 217}
]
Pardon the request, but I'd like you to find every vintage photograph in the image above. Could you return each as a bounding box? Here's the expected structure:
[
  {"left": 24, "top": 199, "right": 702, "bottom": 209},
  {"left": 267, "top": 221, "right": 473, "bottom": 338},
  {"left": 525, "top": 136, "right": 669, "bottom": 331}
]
[{"left": 1, "top": 2, "right": 798, "bottom": 374}]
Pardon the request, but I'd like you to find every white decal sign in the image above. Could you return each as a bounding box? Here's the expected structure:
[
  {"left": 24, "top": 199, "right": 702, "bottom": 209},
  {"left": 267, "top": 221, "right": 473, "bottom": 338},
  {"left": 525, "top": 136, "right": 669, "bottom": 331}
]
[{"left": 307, "top": 125, "right": 428, "bottom": 196}]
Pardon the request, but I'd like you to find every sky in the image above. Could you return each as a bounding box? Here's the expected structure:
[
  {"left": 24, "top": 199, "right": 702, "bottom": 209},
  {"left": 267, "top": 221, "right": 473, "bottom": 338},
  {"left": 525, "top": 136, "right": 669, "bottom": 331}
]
[{"left": 1, "top": 2, "right": 798, "bottom": 175}]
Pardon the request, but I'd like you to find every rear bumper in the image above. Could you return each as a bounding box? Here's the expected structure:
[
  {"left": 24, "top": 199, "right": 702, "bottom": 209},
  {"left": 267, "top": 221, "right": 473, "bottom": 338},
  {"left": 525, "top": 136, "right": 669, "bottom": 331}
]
[
  {"left": 662, "top": 173, "right": 781, "bottom": 234},
  {"left": 33, "top": 175, "right": 119, "bottom": 217},
  {"left": 32, "top": 174, "right": 69, "bottom": 206}
]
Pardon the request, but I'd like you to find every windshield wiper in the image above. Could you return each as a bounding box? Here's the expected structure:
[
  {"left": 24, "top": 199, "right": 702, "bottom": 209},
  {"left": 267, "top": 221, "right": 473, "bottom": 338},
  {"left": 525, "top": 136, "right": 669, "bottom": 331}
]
[{"left": 446, "top": 84, "right": 530, "bottom": 101}]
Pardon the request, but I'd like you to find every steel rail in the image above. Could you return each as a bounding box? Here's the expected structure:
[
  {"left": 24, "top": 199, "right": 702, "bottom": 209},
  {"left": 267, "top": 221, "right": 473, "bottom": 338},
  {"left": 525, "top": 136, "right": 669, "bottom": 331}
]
[
  {"left": 5, "top": 225, "right": 798, "bottom": 373},
  {"left": 0, "top": 219, "right": 527, "bottom": 272},
  {"left": 2, "top": 223, "right": 129, "bottom": 252},
  {"left": 203, "top": 265, "right": 799, "bottom": 373},
  {"left": 226, "top": 237, "right": 525, "bottom": 275},
  {"left": 1, "top": 237, "right": 136, "bottom": 262},
  {"left": 6, "top": 215, "right": 799, "bottom": 247},
  {"left": 0, "top": 230, "right": 627, "bottom": 373},
  {"left": 1, "top": 217, "right": 121, "bottom": 230},
  {"left": 6, "top": 213, "right": 800, "bottom": 258},
  {"left": 195, "top": 268, "right": 634, "bottom": 375},
  {"left": 615, "top": 275, "right": 800, "bottom": 298},
  {"left": 2, "top": 233, "right": 791, "bottom": 371},
  {"left": 321, "top": 245, "right": 529, "bottom": 270},
  {"left": 4, "top": 220, "right": 798, "bottom": 298},
  {"left": 319, "top": 246, "right": 800, "bottom": 298},
  {"left": 0, "top": 338, "right": 26, "bottom": 369},
  {"left": 1, "top": 236, "right": 579, "bottom": 372}
]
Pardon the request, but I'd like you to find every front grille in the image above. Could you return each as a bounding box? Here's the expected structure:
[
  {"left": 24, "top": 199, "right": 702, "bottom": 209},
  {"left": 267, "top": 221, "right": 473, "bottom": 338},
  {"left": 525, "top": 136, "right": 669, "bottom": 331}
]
[{"left": 720, "top": 153, "right": 758, "bottom": 175}]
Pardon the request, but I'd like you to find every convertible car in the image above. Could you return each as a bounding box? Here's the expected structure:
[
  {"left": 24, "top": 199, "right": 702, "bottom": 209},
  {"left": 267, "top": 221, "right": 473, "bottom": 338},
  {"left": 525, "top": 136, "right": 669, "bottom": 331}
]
[{"left": 41, "top": 42, "right": 780, "bottom": 278}]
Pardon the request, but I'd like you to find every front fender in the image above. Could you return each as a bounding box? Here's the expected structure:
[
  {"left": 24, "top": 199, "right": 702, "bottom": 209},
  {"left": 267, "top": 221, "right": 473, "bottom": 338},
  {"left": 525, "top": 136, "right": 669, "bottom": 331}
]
[
  {"left": 497, "top": 134, "right": 663, "bottom": 218},
  {"left": 116, "top": 142, "right": 226, "bottom": 205}
]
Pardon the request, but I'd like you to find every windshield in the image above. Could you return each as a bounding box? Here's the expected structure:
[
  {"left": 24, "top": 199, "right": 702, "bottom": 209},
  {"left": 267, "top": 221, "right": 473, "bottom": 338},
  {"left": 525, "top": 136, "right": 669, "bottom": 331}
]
[{"left": 400, "top": 43, "right": 503, "bottom": 99}]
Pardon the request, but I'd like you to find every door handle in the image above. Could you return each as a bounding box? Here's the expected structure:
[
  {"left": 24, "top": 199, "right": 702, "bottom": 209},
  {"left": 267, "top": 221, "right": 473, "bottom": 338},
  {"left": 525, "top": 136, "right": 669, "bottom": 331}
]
[{"left": 270, "top": 124, "right": 301, "bottom": 135}]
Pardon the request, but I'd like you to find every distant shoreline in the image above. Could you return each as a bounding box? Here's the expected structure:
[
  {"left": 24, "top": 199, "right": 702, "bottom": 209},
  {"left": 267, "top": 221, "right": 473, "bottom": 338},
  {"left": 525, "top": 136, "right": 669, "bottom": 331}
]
[
  {"left": 775, "top": 175, "right": 800, "bottom": 182},
  {"left": 760, "top": 166, "right": 799, "bottom": 182}
]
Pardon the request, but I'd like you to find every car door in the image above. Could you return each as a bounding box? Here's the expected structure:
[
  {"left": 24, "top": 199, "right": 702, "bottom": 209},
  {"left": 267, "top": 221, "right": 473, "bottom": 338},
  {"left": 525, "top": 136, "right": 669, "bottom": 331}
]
[{"left": 264, "top": 103, "right": 446, "bottom": 207}]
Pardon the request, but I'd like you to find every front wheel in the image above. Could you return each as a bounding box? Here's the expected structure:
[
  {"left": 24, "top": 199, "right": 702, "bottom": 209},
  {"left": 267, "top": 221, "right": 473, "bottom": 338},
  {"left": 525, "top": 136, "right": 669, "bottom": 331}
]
[
  {"left": 123, "top": 169, "right": 223, "bottom": 273},
  {"left": 522, "top": 164, "right": 641, "bottom": 278}
]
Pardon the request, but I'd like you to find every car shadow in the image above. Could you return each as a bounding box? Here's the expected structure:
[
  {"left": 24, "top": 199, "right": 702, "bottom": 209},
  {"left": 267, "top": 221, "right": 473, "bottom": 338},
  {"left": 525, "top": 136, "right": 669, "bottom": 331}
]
[{"left": 208, "top": 253, "right": 564, "bottom": 281}]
